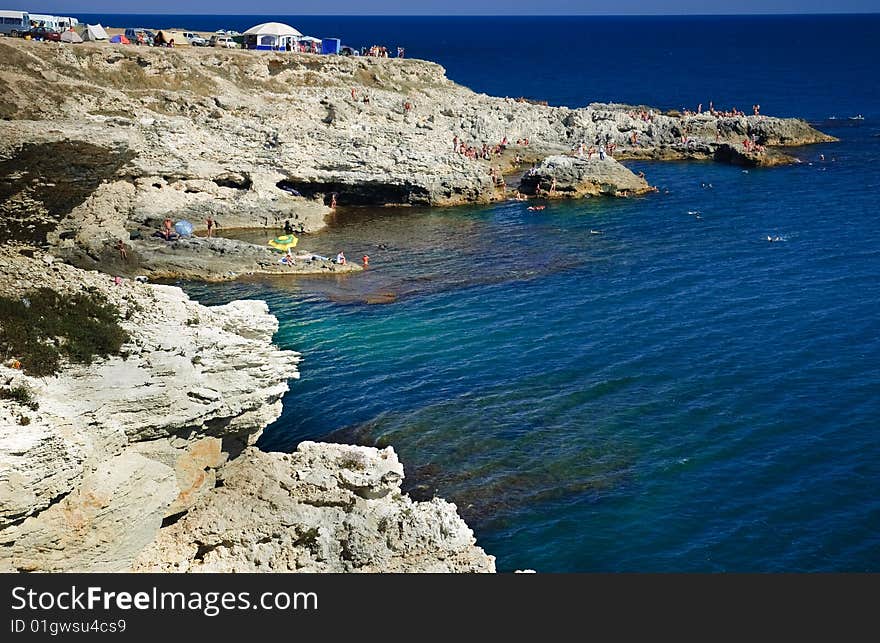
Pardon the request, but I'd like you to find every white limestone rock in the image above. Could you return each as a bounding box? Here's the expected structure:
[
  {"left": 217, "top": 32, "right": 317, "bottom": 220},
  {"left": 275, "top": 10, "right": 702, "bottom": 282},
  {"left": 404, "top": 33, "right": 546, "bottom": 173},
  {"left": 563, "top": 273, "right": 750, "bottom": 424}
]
[
  {"left": 0, "top": 451, "right": 177, "bottom": 572},
  {"left": 133, "top": 443, "right": 496, "bottom": 573}
]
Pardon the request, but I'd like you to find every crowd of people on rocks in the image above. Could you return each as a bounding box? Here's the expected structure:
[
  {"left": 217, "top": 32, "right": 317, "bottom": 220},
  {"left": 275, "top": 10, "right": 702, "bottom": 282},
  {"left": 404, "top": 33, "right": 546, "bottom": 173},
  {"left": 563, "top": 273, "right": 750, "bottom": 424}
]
[
  {"left": 741, "top": 136, "right": 766, "bottom": 153},
  {"left": 626, "top": 109, "right": 657, "bottom": 123},
  {"left": 363, "top": 45, "right": 404, "bottom": 57},
  {"left": 451, "top": 135, "right": 529, "bottom": 160},
  {"left": 680, "top": 101, "right": 762, "bottom": 118},
  {"left": 571, "top": 141, "right": 616, "bottom": 159}
]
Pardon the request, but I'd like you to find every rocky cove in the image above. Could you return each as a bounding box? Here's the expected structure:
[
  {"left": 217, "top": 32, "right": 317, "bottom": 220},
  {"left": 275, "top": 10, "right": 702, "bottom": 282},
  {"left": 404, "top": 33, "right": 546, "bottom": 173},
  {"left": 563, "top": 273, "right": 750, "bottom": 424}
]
[
  {"left": 0, "top": 247, "right": 494, "bottom": 572},
  {"left": 0, "top": 39, "right": 832, "bottom": 280},
  {"left": 0, "top": 38, "right": 833, "bottom": 573}
]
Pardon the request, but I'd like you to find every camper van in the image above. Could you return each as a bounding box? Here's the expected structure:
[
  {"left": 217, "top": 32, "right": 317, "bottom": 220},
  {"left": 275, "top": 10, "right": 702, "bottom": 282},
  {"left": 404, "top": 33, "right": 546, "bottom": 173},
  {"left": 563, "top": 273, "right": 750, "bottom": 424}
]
[
  {"left": 0, "top": 10, "right": 30, "bottom": 36},
  {"left": 28, "top": 14, "right": 77, "bottom": 31},
  {"left": 29, "top": 13, "right": 61, "bottom": 30}
]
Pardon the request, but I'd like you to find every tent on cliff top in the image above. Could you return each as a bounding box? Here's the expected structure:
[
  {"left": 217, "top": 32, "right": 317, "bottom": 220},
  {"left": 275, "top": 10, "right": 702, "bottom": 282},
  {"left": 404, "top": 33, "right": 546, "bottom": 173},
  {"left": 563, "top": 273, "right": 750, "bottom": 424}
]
[
  {"left": 82, "top": 24, "right": 109, "bottom": 41},
  {"left": 60, "top": 30, "right": 83, "bottom": 43},
  {"left": 243, "top": 21, "right": 302, "bottom": 50}
]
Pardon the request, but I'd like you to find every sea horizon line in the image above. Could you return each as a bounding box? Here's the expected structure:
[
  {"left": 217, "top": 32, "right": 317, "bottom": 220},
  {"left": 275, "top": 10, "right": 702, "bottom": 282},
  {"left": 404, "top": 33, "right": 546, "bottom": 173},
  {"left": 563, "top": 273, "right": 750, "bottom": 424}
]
[{"left": 59, "top": 11, "right": 880, "bottom": 17}]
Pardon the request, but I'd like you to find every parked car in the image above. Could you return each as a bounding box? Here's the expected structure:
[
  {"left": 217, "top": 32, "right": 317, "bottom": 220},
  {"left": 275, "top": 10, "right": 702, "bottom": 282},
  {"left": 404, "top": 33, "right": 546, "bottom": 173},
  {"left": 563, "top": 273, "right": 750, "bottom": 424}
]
[
  {"left": 209, "top": 35, "right": 237, "bottom": 48},
  {"left": 25, "top": 26, "right": 61, "bottom": 41},
  {"left": 183, "top": 31, "right": 206, "bottom": 46},
  {"left": 125, "top": 28, "right": 155, "bottom": 46},
  {"left": 340, "top": 45, "right": 359, "bottom": 56}
]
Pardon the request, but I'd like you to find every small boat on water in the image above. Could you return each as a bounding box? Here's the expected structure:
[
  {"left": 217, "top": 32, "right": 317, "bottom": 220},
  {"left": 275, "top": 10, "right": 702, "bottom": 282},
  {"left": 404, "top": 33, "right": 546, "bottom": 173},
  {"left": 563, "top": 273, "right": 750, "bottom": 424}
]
[{"left": 849, "top": 114, "right": 865, "bottom": 120}]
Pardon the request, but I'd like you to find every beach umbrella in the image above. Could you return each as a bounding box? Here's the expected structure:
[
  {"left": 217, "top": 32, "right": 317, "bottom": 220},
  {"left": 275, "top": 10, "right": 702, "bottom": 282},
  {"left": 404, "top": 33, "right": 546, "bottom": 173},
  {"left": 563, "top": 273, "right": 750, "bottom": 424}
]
[
  {"left": 267, "top": 234, "right": 298, "bottom": 252},
  {"left": 174, "top": 220, "right": 194, "bottom": 237}
]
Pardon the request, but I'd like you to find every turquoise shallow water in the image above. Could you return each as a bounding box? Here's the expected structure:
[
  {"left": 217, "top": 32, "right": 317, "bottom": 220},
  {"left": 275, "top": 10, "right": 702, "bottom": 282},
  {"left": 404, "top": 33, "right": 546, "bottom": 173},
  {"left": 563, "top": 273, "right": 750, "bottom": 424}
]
[
  {"left": 174, "top": 15, "right": 880, "bottom": 571},
  {"left": 184, "top": 126, "right": 880, "bottom": 571}
]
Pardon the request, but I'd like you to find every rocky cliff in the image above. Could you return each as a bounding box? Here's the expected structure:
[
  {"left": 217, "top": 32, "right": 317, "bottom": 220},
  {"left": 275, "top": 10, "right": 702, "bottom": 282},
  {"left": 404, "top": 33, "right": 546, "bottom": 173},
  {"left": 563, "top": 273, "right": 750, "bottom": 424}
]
[
  {"left": 134, "top": 443, "right": 493, "bottom": 572},
  {"left": 0, "top": 247, "right": 494, "bottom": 572},
  {"left": 0, "top": 39, "right": 833, "bottom": 280}
]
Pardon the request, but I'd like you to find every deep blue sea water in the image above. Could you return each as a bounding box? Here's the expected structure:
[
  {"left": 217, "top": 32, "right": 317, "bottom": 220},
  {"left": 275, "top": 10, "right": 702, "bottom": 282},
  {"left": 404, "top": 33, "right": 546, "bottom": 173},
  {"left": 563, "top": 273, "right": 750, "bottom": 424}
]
[{"left": 116, "top": 14, "right": 880, "bottom": 571}]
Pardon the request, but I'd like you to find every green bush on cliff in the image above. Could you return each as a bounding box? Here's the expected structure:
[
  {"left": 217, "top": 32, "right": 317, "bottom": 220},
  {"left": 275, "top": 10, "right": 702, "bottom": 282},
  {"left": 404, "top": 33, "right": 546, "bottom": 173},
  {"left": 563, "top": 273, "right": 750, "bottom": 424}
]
[
  {"left": 0, "top": 383, "right": 38, "bottom": 410},
  {"left": 0, "top": 288, "right": 129, "bottom": 377}
]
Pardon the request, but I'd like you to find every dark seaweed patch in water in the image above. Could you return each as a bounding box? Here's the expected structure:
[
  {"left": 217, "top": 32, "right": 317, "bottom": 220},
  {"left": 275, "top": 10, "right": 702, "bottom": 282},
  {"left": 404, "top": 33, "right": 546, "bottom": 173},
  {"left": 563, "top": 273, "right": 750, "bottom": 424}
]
[
  {"left": 324, "top": 419, "right": 635, "bottom": 528},
  {"left": 0, "top": 141, "right": 134, "bottom": 244},
  {"left": 321, "top": 257, "right": 587, "bottom": 306}
]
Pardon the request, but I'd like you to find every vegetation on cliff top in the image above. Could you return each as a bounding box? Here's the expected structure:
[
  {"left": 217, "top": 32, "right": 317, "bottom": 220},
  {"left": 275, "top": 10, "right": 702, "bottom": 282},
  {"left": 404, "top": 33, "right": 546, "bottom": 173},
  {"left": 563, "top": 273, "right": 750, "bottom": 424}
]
[{"left": 0, "top": 287, "right": 129, "bottom": 376}]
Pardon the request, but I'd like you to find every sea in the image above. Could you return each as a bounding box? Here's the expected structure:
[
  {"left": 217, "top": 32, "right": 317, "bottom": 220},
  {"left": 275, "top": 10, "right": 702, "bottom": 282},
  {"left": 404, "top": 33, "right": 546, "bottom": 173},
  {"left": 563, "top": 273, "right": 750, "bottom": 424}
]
[{"left": 83, "top": 14, "right": 880, "bottom": 572}]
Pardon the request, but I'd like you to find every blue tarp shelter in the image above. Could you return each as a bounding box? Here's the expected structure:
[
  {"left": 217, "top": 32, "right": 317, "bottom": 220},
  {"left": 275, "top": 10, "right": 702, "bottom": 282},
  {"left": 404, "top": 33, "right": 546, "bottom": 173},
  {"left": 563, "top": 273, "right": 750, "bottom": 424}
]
[{"left": 321, "top": 38, "right": 340, "bottom": 55}]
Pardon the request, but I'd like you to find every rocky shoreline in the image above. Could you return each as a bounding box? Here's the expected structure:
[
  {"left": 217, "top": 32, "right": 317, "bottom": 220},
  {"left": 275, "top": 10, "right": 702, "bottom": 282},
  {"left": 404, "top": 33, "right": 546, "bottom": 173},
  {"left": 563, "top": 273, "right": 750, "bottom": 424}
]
[
  {"left": 1, "top": 39, "right": 833, "bottom": 281},
  {"left": 0, "top": 39, "right": 835, "bottom": 573},
  {"left": 0, "top": 247, "right": 493, "bottom": 572}
]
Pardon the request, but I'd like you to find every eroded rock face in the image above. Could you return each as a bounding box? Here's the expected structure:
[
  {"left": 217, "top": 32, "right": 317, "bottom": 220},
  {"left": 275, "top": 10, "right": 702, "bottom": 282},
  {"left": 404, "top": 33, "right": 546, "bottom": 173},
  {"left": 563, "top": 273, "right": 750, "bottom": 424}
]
[
  {"left": 2, "top": 452, "right": 178, "bottom": 572},
  {"left": 0, "top": 248, "right": 495, "bottom": 573},
  {"left": 133, "top": 443, "right": 495, "bottom": 573},
  {"left": 0, "top": 248, "right": 299, "bottom": 571}
]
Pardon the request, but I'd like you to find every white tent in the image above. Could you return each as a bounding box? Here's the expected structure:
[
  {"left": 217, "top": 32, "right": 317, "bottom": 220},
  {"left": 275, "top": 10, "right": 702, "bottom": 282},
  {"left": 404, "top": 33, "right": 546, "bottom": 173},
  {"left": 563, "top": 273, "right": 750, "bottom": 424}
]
[
  {"left": 60, "top": 30, "right": 83, "bottom": 43},
  {"left": 298, "top": 35, "right": 321, "bottom": 43},
  {"left": 243, "top": 21, "right": 302, "bottom": 50},
  {"left": 82, "top": 24, "right": 109, "bottom": 41},
  {"left": 243, "top": 22, "right": 302, "bottom": 37}
]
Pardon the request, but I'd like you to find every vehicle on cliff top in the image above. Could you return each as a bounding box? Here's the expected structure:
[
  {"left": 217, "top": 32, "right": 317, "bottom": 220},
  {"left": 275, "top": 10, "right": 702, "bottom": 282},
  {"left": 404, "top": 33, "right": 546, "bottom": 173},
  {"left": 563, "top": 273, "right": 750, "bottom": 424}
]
[
  {"left": 210, "top": 34, "right": 238, "bottom": 48},
  {"left": 0, "top": 10, "right": 30, "bottom": 36},
  {"left": 24, "top": 26, "right": 61, "bottom": 41},
  {"left": 183, "top": 31, "right": 207, "bottom": 46}
]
